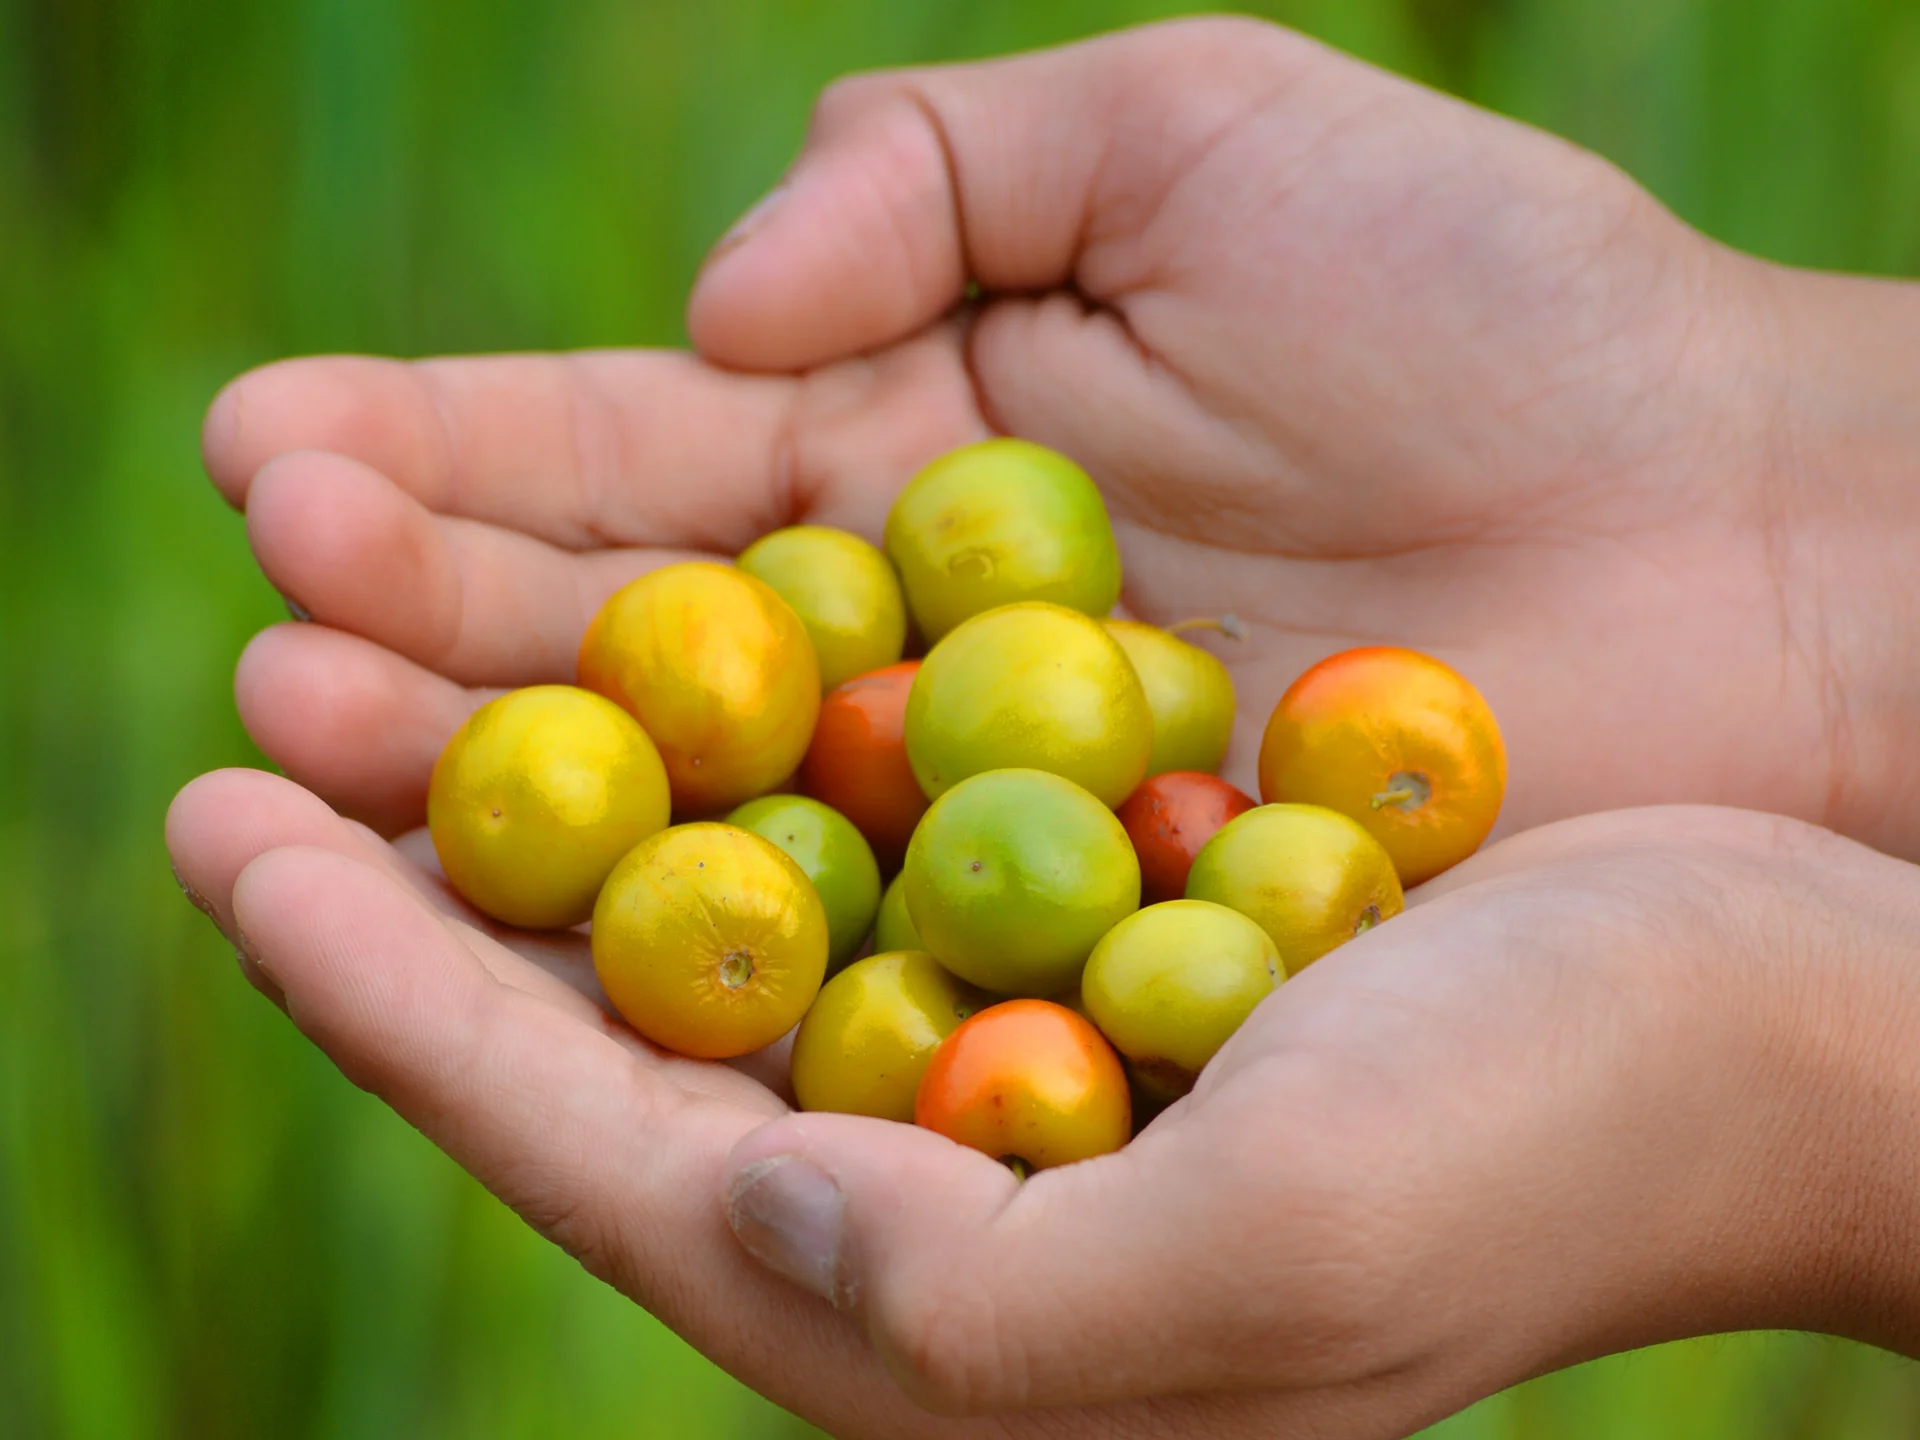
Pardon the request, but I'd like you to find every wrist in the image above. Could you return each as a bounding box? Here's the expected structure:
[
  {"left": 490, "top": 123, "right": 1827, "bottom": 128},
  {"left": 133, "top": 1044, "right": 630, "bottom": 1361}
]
[
  {"left": 1661, "top": 822, "right": 1920, "bottom": 1355},
  {"left": 1750, "top": 260, "right": 1920, "bottom": 858}
]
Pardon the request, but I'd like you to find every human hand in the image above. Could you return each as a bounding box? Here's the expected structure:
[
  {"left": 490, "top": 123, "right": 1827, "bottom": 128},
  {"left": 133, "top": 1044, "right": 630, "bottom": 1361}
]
[
  {"left": 179, "top": 14, "right": 1920, "bottom": 1436},
  {"left": 167, "top": 772, "right": 1920, "bottom": 1437},
  {"left": 205, "top": 17, "right": 1920, "bottom": 859}
]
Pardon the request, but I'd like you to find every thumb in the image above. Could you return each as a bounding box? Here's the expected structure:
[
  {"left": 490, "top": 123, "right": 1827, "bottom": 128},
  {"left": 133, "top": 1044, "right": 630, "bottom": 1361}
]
[
  {"left": 686, "top": 16, "right": 1314, "bottom": 372},
  {"left": 721, "top": 1095, "right": 1371, "bottom": 1416}
]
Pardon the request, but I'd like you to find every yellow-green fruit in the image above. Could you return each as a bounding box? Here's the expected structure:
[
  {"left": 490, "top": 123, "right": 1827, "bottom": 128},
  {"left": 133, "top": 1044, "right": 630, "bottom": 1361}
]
[
  {"left": 1105, "top": 620, "right": 1237, "bottom": 777},
  {"left": 725, "top": 794, "right": 881, "bottom": 974},
  {"left": 1185, "top": 804, "right": 1403, "bottom": 976},
  {"left": 790, "top": 951, "right": 989, "bottom": 1120},
  {"left": 592, "top": 823, "right": 828, "bottom": 1059},
  {"left": 428, "top": 685, "right": 671, "bottom": 930},
  {"left": 903, "top": 768, "right": 1140, "bottom": 996},
  {"left": 905, "top": 602, "right": 1153, "bottom": 808},
  {"left": 737, "top": 526, "right": 908, "bottom": 692},
  {"left": 874, "top": 871, "right": 923, "bottom": 953},
  {"left": 1082, "top": 900, "right": 1280, "bottom": 1103},
  {"left": 884, "top": 438, "right": 1122, "bottom": 644}
]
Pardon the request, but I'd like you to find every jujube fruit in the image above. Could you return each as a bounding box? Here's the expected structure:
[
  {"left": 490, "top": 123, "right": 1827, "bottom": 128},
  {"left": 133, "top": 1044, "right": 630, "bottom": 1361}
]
[{"left": 427, "top": 685, "right": 670, "bottom": 929}]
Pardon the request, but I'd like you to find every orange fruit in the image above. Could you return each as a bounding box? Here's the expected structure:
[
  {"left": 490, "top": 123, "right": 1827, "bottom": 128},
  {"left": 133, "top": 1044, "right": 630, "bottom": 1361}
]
[
  {"left": 915, "top": 999, "right": 1131, "bottom": 1172},
  {"left": 797, "top": 661, "right": 928, "bottom": 870},
  {"left": 577, "top": 562, "right": 819, "bottom": 814},
  {"left": 1257, "top": 647, "right": 1505, "bottom": 886}
]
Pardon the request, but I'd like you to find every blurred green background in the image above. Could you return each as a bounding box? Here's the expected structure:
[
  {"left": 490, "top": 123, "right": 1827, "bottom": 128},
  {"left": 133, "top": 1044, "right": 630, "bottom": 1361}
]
[{"left": 3, "top": 1, "right": 1919, "bottom": 1436}]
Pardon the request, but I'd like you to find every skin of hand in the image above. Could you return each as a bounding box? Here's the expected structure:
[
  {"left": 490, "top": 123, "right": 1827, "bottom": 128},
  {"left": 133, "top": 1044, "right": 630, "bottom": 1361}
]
[
  {"left": 169, "top": 14, "right": 1920, "bottom": 1438},
  {"left": 168, "top": 772, "right": 1920, "bottom": 1437}
]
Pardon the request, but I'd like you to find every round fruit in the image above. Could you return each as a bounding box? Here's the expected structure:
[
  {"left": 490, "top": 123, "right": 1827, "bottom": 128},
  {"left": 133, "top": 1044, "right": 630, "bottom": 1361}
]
[
  {"left": 797, "top": 661, "right": 927, "bottom": 870},
  {"left": 592, "top": 823, "right": 828, "bottom": 1059},
  {"left": 884, "top": 438, "right": 1122, "bottom": 644},
  {"left": 736, "top": 526, "right": 908, "bottom": 693},
  {"left": 725, "top": 794, "right": 881, "bottom": 973},
  {"left": 791, "top": 951, "right": 989, "bottom": 1121},
  {"left": 1257, "top": 646, "right": 1506, "bottom": 886},
  {"left": 1185, "top": 804, "right": 1403, "bottom": 976},
  {"left": 1117, "top": 771, "right": 1258, "bottom": 906},
  {"left": 1104, "top": 620, "right": 1237, "bottom": 777},
  {"left": 427, "top": 685, "right": 670, "bottom": 929},
  {"left": 903, "top": 768, "right": 1139, "bottom": 996},
  {"left": 905, "top": 602, "right": 1152, "bottom": 807},
  {"left": 577, "top": 562, "right": 820, "bottom": 814},
  {"left": 915, "top": 999, "right": 1131, "bottom": 1172},
  {"left": 874, "top": 871, "right": 923, "bottom": 953},
  {"left": 1081, "top": 900, "right": 1281, "bottom": 1104}
]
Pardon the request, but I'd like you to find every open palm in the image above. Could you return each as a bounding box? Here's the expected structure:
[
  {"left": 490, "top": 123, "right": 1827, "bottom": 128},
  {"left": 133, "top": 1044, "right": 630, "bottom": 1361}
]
[{"left": 168, "top": 16, "right": 1912, "bottom": 1439}]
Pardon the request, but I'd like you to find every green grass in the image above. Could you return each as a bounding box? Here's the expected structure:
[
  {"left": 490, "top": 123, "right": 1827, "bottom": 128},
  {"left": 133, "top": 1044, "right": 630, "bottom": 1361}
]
[{"left": 2, "top": 1, "right": 1917, "bottom": 1435}]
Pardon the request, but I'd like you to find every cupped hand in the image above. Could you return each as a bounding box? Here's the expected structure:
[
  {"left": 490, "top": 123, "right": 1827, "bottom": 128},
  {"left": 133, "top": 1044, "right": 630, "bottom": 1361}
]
[
  {"left": 178, "top": 14, "right": 1920, "bottom": 1437},
  {"left": 167, "top": 771, "right": 1920, "bottom": 1437},
  {"left": 202, "top": 17, "right": 1917, "bottom": 856}
]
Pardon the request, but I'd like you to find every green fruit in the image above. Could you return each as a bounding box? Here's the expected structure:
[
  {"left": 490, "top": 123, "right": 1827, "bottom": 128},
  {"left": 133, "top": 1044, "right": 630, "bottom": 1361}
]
[
  {"left": 736, "top": 526, "right": 908, "bottom": 692},
  {"left": 883, "top": 438, "right": 1122, "bottom": 644},
  {"left": 905, "top": 602, "right": 1153, "bottom": 808},
  {"left": 903, "top": 768, "right": 1140, "bottom": 996},
  {"left": 725, "top": 794, "right": 882, "bottom": 972},
  {"left": 790, "top": 951, "right": 989, "bottom": 1121},
  {"left": 1105, "top": 620, "right": 1237, "bottom": 777},
  {"left": 1081, "top": 900, "right": 1280, "bottom": 1103},
  {"left": 1185, "top": 804, "right": 1403, "bottom": 976},
  {"left": 874, "top": 871, "right": 923, "bottom": 953}
]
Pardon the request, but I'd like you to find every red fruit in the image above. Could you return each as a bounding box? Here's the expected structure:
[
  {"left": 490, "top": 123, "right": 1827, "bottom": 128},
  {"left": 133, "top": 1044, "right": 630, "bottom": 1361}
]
[
  {"left": 797, "top": 661, "right": 927, "bottom": 871},
  {"left": 1117, "top": 771, "right": 1258, "bottom": 905}
]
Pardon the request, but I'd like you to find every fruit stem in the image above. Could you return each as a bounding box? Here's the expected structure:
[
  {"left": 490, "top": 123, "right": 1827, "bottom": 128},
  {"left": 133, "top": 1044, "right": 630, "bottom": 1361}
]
[
  {"left": 1003, "top": 1156, "right": 1033, "bottom": 1182},
  {"left": 1370, "top": 787, "right": 1417, "bottom": 810},
  {"left": 1167, "top": 614, "right": 1247, "bottom": 642}
]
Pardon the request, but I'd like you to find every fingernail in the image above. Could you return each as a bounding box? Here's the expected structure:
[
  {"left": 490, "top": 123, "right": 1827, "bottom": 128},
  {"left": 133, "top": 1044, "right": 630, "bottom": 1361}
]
[
  {"left": 283, "top": 596, "right": 312, "bottom": 622},
  {"left": 725, "top": 1155, "right": 852, "bottom": 1308},
  {"left": 706, "top": 178, "right": 790, "bottom": 267},
  {"left": 171, "top": 860, "right": 219, "bottom": 923},
  {"left": 232, "top": 926, "right": 289, "bottom": 1013}
]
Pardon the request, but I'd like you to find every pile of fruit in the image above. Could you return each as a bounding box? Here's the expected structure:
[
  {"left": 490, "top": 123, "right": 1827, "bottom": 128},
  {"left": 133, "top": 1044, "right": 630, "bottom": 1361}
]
[{"left": 427, "top": 439, "right": 1506, "bottom": 1173}]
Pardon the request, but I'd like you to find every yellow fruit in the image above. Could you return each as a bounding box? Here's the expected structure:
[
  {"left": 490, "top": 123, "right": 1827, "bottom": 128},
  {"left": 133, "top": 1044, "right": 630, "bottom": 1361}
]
[
  {"left": 427, "top": 685, "right": 670, "bottom": 930},
  {"left": 791, "top": 951, "right": 988, "bottom": 1121},
  {"left": 592, "top": 823, "right": 828, "bottom": 1058},
  {"left": 1184, "top": 804, "right": 1403, "bottom": 976},
  {"left": 1105, "top": 619, "right": 1237, "bottom": 777}
]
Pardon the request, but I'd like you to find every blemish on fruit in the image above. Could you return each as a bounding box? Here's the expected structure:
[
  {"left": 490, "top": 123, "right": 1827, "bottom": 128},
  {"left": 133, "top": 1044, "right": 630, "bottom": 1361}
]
[{"left": 1354, "top": 904, "right": 1383, "bottom": 936}]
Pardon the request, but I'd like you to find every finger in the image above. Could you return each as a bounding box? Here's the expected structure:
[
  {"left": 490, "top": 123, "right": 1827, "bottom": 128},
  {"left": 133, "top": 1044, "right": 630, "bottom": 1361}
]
[
  {"left": 722, "top": 1095, "right": 1402, "bottom": 1416},
  {"left": 222, "top": 846, "right": 1040, "bottom": 1437},
  {"left": 203, "top": 332, "right": 983, "bottom": 550},
  {"left": 233, "top": 622, "right": 484, "bottom": 834},
  {"left": 688, "top": 16, "right": 1318, "bottom": 370},
  {"left": 245, "top": 450, "right": 700, "bottom": 686},
  {"left": 204, "top": 350, "right": 795, "bottom": 548},
  {"left": 165, "top": 768, "right": 609, "bottom": 1023}
]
